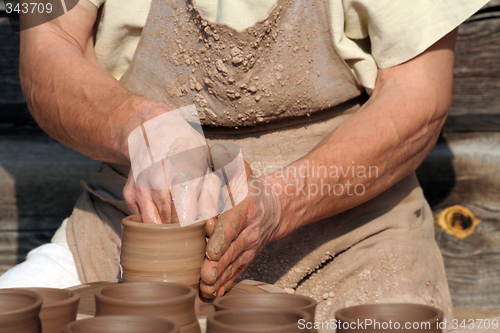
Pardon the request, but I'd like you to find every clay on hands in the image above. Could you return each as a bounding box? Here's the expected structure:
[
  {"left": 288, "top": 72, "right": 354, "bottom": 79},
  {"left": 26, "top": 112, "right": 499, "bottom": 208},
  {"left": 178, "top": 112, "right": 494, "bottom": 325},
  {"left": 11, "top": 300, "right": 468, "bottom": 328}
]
[{"left": 200, "top": 174, "right": 281, "bottom": 299}]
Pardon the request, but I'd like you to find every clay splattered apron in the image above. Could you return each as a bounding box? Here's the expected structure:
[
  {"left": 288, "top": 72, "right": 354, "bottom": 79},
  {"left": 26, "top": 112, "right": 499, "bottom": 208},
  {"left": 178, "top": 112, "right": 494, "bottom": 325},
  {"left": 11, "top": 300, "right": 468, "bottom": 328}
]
[{"left": 66, "top": 0, "right": 453, "bottom": 325}]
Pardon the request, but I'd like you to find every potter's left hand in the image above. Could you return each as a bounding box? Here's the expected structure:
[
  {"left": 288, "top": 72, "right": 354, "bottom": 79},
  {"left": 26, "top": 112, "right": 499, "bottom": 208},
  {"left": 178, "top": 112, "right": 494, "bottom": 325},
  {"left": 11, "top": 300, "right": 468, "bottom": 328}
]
[{"left": 200, "top": 175, "right": 283, "bottom": 299}]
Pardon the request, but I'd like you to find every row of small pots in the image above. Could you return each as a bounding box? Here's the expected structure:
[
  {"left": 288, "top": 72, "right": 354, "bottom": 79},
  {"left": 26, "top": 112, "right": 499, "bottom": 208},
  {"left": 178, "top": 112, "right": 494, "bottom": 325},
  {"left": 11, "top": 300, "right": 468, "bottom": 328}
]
[
  {"left": 0, "top": 288, "right": 79, "bottom": 333},
  {"left": 0, "top": 283, "right": 315, "bottom": 333},
  {"left": 0, "top": 281, "right": 444, "bottom": 333}
]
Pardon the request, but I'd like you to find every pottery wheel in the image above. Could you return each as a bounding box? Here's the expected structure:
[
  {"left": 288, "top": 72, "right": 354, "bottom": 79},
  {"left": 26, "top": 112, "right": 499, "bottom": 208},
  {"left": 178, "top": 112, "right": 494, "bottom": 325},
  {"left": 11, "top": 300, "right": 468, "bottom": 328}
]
[{"left": 67, "top": 279, "right": 286, "bottom": 320}]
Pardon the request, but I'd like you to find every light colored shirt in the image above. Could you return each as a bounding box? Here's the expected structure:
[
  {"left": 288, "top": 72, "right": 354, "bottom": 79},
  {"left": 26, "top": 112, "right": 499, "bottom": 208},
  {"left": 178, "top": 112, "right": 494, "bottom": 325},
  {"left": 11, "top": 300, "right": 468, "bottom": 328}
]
[{"left": 88, "top": 0, "right": 488, "bottom": 90}]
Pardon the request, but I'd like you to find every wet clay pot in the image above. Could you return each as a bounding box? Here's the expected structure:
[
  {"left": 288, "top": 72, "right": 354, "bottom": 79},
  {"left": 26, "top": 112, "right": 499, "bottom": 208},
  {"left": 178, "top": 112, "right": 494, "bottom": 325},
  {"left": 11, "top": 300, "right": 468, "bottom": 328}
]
[
  {"left": 121, "top": 214, "right": 206, "bottom": 287},
  {"left": 95, "top": 281, "right": 200, "bottom": 333},
  {"left": 213, "top": 293, "right": 317, "bottom": 321},
  {"left": 0, "top": 289, "right": 42, "bottom": 333},
  {"left": 335, "top": 303, "right": 443, "bottom": 332},
  {"left": 26, "top": 288, "right": 80, "bottom": 333},
  {"left": 207, "top": 308, "right": 311, "bottom": 333},
  {"left": 63, "top": 315, "right": 179, "bottom": 333}
]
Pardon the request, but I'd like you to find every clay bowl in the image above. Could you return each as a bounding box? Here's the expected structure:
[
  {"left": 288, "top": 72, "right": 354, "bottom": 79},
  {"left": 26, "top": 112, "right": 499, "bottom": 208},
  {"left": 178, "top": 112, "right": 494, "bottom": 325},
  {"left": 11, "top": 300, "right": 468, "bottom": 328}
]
[
  {"left": 213, "top": 293, "right": 317, "bottom": 321},
  {"left": 95, "top": 281, "right": 200, "bottom": 333},
  {"left": 335, "top": 303, "right": 443, "bottom": 332},
  {"left": 207, "top": 308, "right": 311, "bottom": 333},
  {"left": 63, "top": 315, "right": 179, "bottom": 333},
  {"left": 26, "top": 288, "right": 80, "bottom": 333},
  {"left": 0, "top": 289, "right": 42, "bottom": 333},
  {"left": 121, "top": 214, "right": 206, "bottom": 287}
]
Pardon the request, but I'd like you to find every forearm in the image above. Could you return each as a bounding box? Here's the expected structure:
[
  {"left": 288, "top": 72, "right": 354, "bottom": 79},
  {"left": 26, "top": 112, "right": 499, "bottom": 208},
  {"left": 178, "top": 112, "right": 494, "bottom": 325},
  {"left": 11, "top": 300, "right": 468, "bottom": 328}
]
[
  {"left": 19, "top": 2, "right": 165, "bottom": 164},
  {"left": 267, "top": 30, "right": 456, "bottom": 239}
]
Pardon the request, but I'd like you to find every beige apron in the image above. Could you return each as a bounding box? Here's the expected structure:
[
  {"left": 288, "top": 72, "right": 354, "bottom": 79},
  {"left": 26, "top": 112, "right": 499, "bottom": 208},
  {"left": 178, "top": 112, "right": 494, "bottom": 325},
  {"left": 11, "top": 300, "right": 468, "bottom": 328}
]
[{"left": 67, "top": 0, "right": 453, "bottom": 327}]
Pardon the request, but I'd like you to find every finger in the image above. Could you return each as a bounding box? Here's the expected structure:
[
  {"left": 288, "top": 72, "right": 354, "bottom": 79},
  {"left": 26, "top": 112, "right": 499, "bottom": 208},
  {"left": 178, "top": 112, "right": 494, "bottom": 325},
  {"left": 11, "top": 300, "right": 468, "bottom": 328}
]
[
  {"left": 217, "top": 266, "right": 246, "bottom": 297},
  {"left": 123, "top": 169, "right": 143, "bottom": 214},
  {"left": 197, "top": 171, "right": 222, "bottom": 220},
  {"left": 205, "top": 216, "right": 217, "bottom": 237},
  {"left": 135, "top": 187, "right": 162, "bottom": 224},
  {"left": 200, "top": 229, "right": 248, "bottom": 285},
  {"left": 123, "top": 183, "right": 140, "bottom": 215},
  {"left": 170, "top": 199, "right": 180, "bottom": 224},
  {"left": 170, "top": 176, "right": 204, "bottom": 225},
  {"left": 151, "top": 188, "right": 172, "bottom": 224},
  {"left": 205, "top": 201, "right": 248, "bottom": 261},
  {"left": 200, "top": 251, "right": 252, "bottom": 298}
]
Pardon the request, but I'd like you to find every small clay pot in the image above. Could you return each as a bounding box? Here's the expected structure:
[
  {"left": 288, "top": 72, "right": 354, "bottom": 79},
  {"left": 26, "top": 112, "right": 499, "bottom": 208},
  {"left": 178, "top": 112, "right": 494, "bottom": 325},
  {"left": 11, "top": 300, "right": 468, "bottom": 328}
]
[
  {"left": 62, "top": 315, "right": 179, "bottom": 333},
  {"left": 335, "top": 303, "right": 443, "bottom": 332},
  {"left": 26, "top": 288, "right": 80, "bottom": 333},
  {"left": 95, "top": 281, "right": 200, "bottom": 333},
  {"left": 0, "top": 289, "right": 42, "bottom": 333},
  {"left": 121, "top": 214, "right": 206, "bottom": 287},
  {"left": 207, "top": 308, "right": 311, "bottom": 333},
  {"left": 213, "top": 293, "right": 317, "bottom": 321}
]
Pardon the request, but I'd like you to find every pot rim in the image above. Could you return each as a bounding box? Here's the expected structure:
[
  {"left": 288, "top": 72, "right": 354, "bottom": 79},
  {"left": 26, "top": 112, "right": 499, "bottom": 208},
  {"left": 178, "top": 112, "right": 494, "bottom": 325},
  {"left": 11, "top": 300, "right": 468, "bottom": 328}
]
[
  {"left": 122, "top": 214, "right": 206, "bottom": 230},
  {"left": 208, "top": 308, "right": 311, "bottom": 332},
  {"left": 335, "top": 303, "right": 443, "bottom": 323},
  {"left": 0, "top": 289, "right": 42, "bottom": 318},
  {"left": 63, "top": 314, "right": 180, "bottom": 333},
  {"left": 95, "top": 281, "right": 196, "bottom": 306},
  {"left": 213, "top": 293, "right": 316, "bottom": 312},
  {"left": 25, "top": 287, "right": 80, "bottom": 308}
]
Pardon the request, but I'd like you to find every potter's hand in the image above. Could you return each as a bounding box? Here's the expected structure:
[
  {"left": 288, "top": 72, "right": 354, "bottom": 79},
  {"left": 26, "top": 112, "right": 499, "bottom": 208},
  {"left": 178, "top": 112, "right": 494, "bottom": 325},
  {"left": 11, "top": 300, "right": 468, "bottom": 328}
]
[
  {"left": 123, "top": 155, "right": 220, "bottom": 225},
  {"left": 200, "top": 175, "right": 282, "bottom": 299},
  {"left": 123, "top": 109, "right": 221, "bottom": 224}
]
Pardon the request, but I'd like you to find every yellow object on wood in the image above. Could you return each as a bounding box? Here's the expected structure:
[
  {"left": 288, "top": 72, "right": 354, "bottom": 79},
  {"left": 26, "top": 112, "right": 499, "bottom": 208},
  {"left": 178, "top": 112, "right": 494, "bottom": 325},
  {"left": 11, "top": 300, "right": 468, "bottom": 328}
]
[{"left": 434, "top": 205, "right": 481, "bottom": 239}]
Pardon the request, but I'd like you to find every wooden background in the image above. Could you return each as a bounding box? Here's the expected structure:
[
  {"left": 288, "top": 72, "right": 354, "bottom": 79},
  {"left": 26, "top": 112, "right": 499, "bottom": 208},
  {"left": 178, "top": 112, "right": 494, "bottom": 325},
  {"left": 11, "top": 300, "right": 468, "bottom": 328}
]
[{"left": 1, "top": 1, "right": 500, "bottom": 311}]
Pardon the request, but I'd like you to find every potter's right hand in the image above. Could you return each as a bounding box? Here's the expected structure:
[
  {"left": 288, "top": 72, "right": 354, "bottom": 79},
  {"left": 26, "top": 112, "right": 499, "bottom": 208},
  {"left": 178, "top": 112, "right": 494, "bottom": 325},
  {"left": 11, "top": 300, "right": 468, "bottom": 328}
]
[{"left": 123, "top": 107, "right": 222, "bottom": 224}]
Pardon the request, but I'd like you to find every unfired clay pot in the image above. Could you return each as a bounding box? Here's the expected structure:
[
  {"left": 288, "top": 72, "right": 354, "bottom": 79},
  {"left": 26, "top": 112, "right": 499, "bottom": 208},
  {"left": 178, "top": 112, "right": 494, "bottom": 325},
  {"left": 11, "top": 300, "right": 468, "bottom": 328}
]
[
  {"left": 121, "top": 214, "right": 206, "bottom": 287},
  {"left": 26, "top": 287, "right": 80, "bottom": 333},
  {"left": 62, "top": 315, "right": 179, "bottom": 333},
  {"left": 213, "top": 293, "right": 317, "bottom": 321},
  {"left": 0, "top": 289, "right": 42, "bottom": 333},
  {"left": 95, "top": 281, "right": 200, "bottom": 333},
  {"left": 207, "top": 308, "right": 311, "bottom": 333},
  {"left": 335, "top": 303, "right": 443, "bottom": 332}
]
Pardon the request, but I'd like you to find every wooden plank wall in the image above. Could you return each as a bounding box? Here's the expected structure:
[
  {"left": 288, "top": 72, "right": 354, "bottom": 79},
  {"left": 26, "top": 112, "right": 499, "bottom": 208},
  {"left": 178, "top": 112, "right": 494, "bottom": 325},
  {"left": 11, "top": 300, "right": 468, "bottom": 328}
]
[
  {"left": 445, "top": 0, "right": 500, "bottom": 132},
  {"left": 0, "top": 15, "right": 100, "bottom": 275},
  {"left": 417, "top": 1, "right": 500, "bottom": 309}
]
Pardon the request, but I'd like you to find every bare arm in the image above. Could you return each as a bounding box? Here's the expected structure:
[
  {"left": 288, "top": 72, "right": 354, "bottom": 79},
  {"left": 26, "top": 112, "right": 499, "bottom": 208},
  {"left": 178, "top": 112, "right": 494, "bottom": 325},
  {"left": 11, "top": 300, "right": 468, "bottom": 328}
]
[
  {"left": 20, "top": 1, "right": 195, "bottom": 224},
  {"left": 270, "top": 29, "right": 457, "bottom": 236},
  {"left": 20, "top": 0, "right": 167, "bottom": 165},
  {"left": 200, "top": 29, "right": 457, "bottom": 298}
]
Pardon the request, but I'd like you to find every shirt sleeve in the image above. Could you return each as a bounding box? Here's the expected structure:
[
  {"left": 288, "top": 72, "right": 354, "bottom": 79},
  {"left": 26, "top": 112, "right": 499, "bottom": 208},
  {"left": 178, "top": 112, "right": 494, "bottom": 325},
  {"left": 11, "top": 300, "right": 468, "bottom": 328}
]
[
  {"left": 342, "top": 0, "right": 490, "bottom": 69},
  {"left": 87, "top": 0, "right": 106, "bottom": 8}
]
